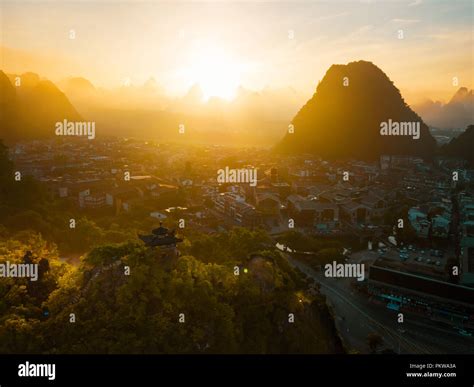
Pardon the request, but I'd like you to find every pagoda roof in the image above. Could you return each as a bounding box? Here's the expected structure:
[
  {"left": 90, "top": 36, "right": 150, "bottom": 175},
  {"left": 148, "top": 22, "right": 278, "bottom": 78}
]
[
  {"left": 152, "top": 225, "right": 169, "bottom": 236},
  {"left": 139, "top": 234, "right": 183, "bottom": 247}
]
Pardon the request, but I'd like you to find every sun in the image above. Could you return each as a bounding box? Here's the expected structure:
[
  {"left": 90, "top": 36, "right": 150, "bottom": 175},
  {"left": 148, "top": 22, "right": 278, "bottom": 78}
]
[{"left": 186, "top": 43, "right": 242, "bottom": 101}]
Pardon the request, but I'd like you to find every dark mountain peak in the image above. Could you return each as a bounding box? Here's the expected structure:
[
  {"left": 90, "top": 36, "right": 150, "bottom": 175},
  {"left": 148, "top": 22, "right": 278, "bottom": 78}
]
[
  {"left": 34, "top": 79, "right": 63, "bottom": 93},
  {"left": 465, "top": 124, "right": 474, "bottom": 134},
  {"left": 21, "top": 72, "right": 41, "bottom": 85},
  {"left": 442, "top": 124, "right": 474, "bottom": 167},
  {"left": 276, "top": 60, "right": 436, "bottom": 160},
  {"left": 0, "top": 70, "right": 17, "bottom": 139},
  {"left": 60, "top": 76, "right": 96, "bottom": 92},
  {"left": 0, "top": 70, "right": 15, "bottom": 95},
  {"left": 324, "top": 60, "right": 391, "bottom": 80},
  {"left": 326, "top": 60, "right": 385, "bottom": 76},
  {"left": 449, "top": 87, "right": 473, "bottom": 104},
  {"left": 0, "top": 70, "right": 82, "bottom": 142},
  {"left": 6, "top": 72, "right": 41, "bottom": 88},
  {"left": 317, "top": 60, "right": 403, "bottom": 100},
  {"left": 0, "top": 69, "right": 10, "bottom": 82}
]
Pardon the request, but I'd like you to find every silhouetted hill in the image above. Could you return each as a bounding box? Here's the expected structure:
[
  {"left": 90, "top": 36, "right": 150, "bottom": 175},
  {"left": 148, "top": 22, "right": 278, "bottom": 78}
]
[
  {"left": 441, "top": 124, "right": 474, "bottom": 167},
  {"left": 414, "top": 87, "right": 474, "bottom": 130},
  {"left": 276, "top": 60, "right": 437, "bottom": 160},
  {"left": 0, "top": 70, "right": 82, "bottom": 142},
  {"left": 0, "top": 71, "right": 17, "bottom": 140},
  {"left": 58, "top": 76, "right": 96, "bottom": 96}
]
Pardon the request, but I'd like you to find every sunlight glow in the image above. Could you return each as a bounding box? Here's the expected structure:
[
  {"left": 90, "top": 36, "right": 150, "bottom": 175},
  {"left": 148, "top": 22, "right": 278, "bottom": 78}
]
[{"left": 185, "top": 43, "right": 242, "bottom": 101}]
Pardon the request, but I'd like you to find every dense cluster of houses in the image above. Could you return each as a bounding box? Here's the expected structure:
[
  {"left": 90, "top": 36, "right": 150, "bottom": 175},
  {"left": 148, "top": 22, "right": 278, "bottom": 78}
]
[
  {"left": 11, "top": 139, "right": 474, "bottom": 242},
  {"left": 207, "top": 153, "right": 474, "bottom": 242},
  {"left": 460, "top": 191, "right": 474, "bottom": 286}
]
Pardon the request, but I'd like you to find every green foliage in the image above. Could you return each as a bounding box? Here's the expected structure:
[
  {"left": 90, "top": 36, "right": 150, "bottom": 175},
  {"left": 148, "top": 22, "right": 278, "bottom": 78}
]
[
  {"left": 83, "top": 242, "right": 140, "bottom": 267},
  {"left": 276, "top": 231, "right": 344, "bottom": 267},
  {"left": 0, "top": 235, "right": 342, "bottom": 354},
  {"left": 182, "top": 227, "right": 271, "bottom": 264},
  {"left": 277, "top": 230, "right": 314, "bottom": 251},
  {"left": 0, "top": 234, "right": 69, "bottom": 353},
  {"left": 0, "top": 143, "right": 342, "bottom": 354},
  {"left": 0, "top": 141, "right": 13, "bottom": 180},
  {"left": 0, "top": 141, "right": 142, "bottom": 255}
]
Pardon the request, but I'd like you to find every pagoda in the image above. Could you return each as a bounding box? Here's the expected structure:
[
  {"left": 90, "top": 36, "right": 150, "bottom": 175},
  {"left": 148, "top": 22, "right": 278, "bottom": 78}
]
[{"left": 138, "top": 223, "right": 183, "bottom": 259}]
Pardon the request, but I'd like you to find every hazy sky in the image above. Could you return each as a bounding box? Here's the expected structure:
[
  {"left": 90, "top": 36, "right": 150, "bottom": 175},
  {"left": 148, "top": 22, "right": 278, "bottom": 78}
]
[{"left": 1, "top": 0, "right": 473, "bottom": 103}]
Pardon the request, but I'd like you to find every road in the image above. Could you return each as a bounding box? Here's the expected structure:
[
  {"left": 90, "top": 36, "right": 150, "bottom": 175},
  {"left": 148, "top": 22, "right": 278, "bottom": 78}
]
[{"left": 285, "top": 254, "right": 474, "bottom": 354}]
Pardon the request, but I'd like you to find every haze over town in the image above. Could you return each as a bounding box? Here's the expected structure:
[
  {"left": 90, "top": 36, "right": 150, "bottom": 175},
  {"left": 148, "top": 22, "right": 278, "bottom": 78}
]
[{"left": 0, "top": 0, "right": 473, "bottom": 359}]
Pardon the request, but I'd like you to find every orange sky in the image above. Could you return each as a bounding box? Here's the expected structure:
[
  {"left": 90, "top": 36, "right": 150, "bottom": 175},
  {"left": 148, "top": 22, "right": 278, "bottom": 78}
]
[{"left": 1, "top": 0, "right": 473, "bottom": 104}]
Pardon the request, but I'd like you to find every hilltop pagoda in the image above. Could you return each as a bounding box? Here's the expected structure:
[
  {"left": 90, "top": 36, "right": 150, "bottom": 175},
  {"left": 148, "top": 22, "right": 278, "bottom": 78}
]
[{"left": 138, "top": 223, "right": 183, "bottom": 259}]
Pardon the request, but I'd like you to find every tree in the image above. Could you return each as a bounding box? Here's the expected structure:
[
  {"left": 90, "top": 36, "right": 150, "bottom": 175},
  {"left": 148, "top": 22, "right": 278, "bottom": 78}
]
[
  {"left": 0, "top": 232, "right": 344, "bottom": 354},
  {"left": 0, "top": 140, "right": 13, "bottom": 179},
  {"left": 67, "top": 217, "right": 104, "bottom": 252}
]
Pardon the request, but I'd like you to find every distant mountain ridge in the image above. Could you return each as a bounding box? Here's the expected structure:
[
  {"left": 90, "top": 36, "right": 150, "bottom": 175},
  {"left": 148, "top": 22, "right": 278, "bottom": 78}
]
[
  {"left": 0, "top": 70, "right": 292, "bottom": 146},
  {"left": 276, "top": 60, "right": 437, "bottom": 160},
  {"left": 0, "top": 70, "right": 82, "bottom": 142},
  {"left": 414, "top": 87, "right": 474, "bottom": 130},
  {"left": 57, "top": 76, "right": 96, "bottom": 96}
]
